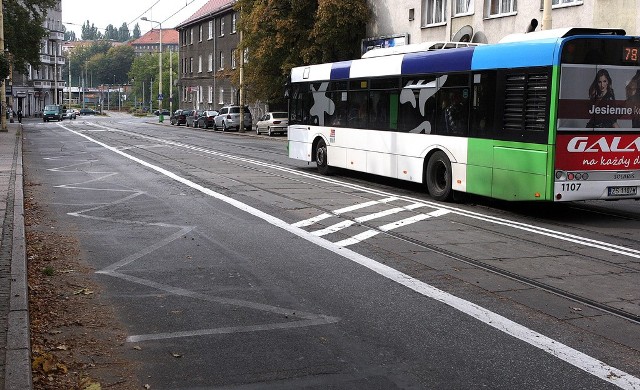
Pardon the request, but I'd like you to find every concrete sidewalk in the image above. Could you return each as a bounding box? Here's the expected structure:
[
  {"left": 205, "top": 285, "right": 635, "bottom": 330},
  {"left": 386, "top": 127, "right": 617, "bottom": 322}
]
[{"left": 0, "top": 123, "right": 31, "bottom": 390}]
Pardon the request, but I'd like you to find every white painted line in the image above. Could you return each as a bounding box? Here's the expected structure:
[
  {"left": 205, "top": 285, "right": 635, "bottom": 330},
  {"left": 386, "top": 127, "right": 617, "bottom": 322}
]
[
  {"left": 311, "top": 220, "right": 355, "bottom": 236},
  {"left": 355, "top": 207, "right": 406, "bottom": 222},
  {"left": 335, "top": 230, "right": 380, "bottom": 247},
  {"left": 60, "top": 124, "right": 640, "bottom": 389},
  {"left": 379, "top": 213, "right": 433, "bottom": 232},
  {"left": 292, "top": 212, "right": 332, "bottom": 228},
  {"left": 338, "top": 210, "right": 450, "bottom": 247},
  {"left": 334, "top": 197, "right": 398, "bottom": 214}
]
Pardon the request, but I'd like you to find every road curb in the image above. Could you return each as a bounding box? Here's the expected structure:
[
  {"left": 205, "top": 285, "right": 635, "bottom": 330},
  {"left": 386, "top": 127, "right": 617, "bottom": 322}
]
[{"left": 6, "top": 127, "right": 32, "bottom": 390}]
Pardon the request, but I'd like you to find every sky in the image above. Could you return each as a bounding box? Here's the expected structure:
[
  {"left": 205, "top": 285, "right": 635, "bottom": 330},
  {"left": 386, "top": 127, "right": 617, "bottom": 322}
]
[{"left": 61, "top": 0, "right": 211, "bottom": 38}]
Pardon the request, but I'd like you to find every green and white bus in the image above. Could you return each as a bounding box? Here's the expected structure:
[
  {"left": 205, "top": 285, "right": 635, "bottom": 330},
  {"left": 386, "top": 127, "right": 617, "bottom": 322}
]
[{"left": 287, "top": 28, "right": 640, "bottom": 202}]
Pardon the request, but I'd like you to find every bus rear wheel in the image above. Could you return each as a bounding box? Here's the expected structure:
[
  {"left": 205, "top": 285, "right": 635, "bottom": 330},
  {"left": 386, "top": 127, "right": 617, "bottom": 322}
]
[
  {"left": 316, "top": 139, "right": 331, "bottom": 175},
  {"left": 426, "top": 151, "right": 453, "bottom": 201}
]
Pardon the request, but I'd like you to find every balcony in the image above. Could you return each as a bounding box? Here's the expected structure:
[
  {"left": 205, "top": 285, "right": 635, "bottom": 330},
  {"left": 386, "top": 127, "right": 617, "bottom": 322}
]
[
  {"left": 49, "top": 31, "right": 65, "bottom": 41},
  {"left": 39, "top": 54, "right": 66, "bottom": 65}
]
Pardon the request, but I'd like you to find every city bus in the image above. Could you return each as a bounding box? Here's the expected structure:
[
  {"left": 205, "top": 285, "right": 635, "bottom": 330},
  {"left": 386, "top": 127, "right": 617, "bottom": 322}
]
[{"left": 286, "top": 28, "right": 640, "bottom": 202}]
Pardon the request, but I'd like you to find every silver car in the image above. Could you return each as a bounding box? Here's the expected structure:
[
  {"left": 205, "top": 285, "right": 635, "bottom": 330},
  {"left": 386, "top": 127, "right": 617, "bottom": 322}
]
[
  {"left": 213, "top": 105, "right": 252, "bottom": 131},
  {"left": 255, "top": 112, "right": 288, "bottom": 136}
]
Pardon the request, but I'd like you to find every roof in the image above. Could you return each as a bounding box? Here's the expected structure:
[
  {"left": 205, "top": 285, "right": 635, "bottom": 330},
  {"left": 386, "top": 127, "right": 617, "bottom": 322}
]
[
  {"left": 177, "top": 0, "right": 235, "bottom": 29},
  {"left": 131, "top": 29, "right": 179, "bottom": 46}
]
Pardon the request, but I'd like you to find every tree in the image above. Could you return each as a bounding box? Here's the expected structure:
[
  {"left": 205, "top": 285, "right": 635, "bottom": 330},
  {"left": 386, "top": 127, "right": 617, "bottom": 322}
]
[
  {"left": 118, "top": 23, "right": 130, "bottom": 42},
  {"left": 132, "top": 23, "right": 141, "bottom": 40},
  {"left": 128, "top": 51, "right": 179, "bottom": 109},
  {"left": 235, "top": 0, "right": 370, "bottom": 104},
  {"left": 81, "top": 21, "right": 103, "bottom": 40},
  {"left": 66, "top": 41, "right": 112, "bottom": 88},
  {"left": 103, "top": 24, "right": 118, "bottom": 41},
  {"left": 2, "top": 0, "right": 57, "bottom": 74}
]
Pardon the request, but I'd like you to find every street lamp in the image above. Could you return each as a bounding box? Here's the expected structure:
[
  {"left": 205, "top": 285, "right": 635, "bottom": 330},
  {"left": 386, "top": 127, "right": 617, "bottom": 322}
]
[{"left": 141, "top": 17, "right": 163, "bottom": 122}]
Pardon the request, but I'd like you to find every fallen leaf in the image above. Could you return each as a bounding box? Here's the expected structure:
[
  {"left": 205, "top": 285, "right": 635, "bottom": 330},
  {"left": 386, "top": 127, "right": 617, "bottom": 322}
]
[
  {"left": 171, "top": 353, "right": 182, "bottom": 358},
  {"left": 133, "top": 346, "right": 142, "bottom": 350}
]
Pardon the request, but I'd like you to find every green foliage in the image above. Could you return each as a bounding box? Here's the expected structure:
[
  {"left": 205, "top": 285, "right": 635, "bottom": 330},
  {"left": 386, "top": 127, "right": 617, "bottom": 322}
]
[
  {"left": 0, "top": 52, "right": 10, "bottom": 79},
  {"left": 128, "top": 51, "right": 179, "bottom": 109},
  {"left": 82, "top": 20, "right": 103, "bottom": 40},
  {"left": 235, "top": 0, "right": 370, "bottom": 104},
  {"left": 132, "top": 24, "right": 142, "bottom": 40},
  {"left": 3, "top": 0, "right": 57, "bottom": 73},
  {"left": 66, "top": 42, "right": 134, "bottom": 88}
]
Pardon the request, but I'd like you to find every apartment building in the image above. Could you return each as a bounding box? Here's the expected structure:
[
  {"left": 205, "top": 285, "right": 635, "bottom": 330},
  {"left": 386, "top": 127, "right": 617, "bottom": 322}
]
[
  {"left": 366, "top": 0, "right": 640, "bottom": 50},
  {"left": 12, "top": 0, "right": 65, "bottom": 116},
  {"left": 131, "top": 29, "right": 180, "bottom": 56}
]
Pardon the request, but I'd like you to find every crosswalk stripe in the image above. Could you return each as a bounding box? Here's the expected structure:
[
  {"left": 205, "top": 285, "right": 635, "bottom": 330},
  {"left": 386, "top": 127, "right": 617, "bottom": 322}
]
[
  {"left": 311, "top": 220, "right": 355, "bottom": 236},
  {"left": 292, "top": 213, "right": 331, "bottom": 227}
]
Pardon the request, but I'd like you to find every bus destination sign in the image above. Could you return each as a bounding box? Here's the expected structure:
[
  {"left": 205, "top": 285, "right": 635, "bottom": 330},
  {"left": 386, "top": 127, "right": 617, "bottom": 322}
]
[{"left": 622, "top": 45, "right": 640, "bottom": 64}]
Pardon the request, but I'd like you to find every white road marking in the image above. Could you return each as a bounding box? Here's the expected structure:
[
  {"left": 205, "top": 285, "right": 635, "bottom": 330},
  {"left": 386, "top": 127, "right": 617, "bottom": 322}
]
[
  {"left": 292, "top": 212, "right": 331, "bottom": 227},
  {"left": 59, "top": 124, "right": 640, "bottom": 389},
  {"left": 311, "top": 220, "right": 355, "bottom": 236}
]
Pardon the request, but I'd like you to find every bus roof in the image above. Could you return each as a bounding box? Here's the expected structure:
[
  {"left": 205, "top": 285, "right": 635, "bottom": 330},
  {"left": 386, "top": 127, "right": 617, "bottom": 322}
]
[
  {"left": 290, "top": 28, "right": 633, "bottom": 83},
  {"left": 361, "top": 41, "right": 484, "bottom": 58}
]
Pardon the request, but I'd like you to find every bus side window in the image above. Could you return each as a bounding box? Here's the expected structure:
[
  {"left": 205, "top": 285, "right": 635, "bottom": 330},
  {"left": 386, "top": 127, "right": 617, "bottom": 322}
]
[
  {"left": 471, "top": 72, "right": 497, "bottom": 139},
  {"left": 290, "top": 83, "right": 311, "bottom": 125},
  {"left": 435, "top": 73, "right": 470, "bottom": 136},
  {"left": 369, "top": 78, "right": 399, "bottom": 131}
]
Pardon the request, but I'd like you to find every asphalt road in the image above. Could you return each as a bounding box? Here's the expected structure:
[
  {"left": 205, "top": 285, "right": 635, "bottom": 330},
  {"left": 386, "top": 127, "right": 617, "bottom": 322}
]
[{"left": 22, "top": 114, "right": 640, "bottom": 389}]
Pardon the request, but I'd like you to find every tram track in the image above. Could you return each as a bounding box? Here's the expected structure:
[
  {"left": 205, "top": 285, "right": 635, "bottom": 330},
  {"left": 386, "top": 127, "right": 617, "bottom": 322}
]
[{"left": 58, "top": 120, "right": 640, "bottom": 326}]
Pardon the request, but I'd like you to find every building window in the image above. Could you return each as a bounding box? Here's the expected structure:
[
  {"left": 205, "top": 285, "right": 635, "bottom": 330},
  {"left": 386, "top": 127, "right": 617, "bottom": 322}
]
[
  {"left": 189, "top": 57, "right": 193, "bottom": 73},
  {"left": 208, "top": 53, "right": 213, "bottom": 72},
  {"left": 198, "top": 55, "right": 202, "bottom": 73},
  {"left": 190, "top": 28, "right": 194, "bottom": 44},
  {"left": 199, "top": 25, "right": 203, "bottom": 42},
  {"left": 220, "top": 17, "right": 225, "bottom": 36},
  {"left": 219, "top": 87, "right": 224, "bottom": 104},
  {"left": 199, "top": 86, "right": 203, "bottom": 103},
  {"left": 231, "top": 13, "right": 237, "bottom": 33},
  {"left": 552, "top": 0, "right": 582, "bottom": 6},
  {"left": 208, "top": 21, "right": 213, "bottom": 39},
  {"left": 208, "top": 86, "right": 213, "bottom": 103},
  {"left": 487, "top": 0, "right": 516, "bottom": 16},
  {"left": 219, "top": 51, "right": 225, "bottom": 70},
  {"left": 422, "top": 0, "right": 446, "bottom": 25},
  {"left": 231, "top": 49, "right": 237, "bottom": 69},
  {"left": 453, "top": 0, "right": 473, "bottom": 15}
]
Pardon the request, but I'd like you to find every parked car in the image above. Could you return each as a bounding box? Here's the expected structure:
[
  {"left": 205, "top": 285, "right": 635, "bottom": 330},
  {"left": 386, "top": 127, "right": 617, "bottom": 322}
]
[
  {"left": 63, "top": 109, "right": 77, "bottom": 120},
  {"left": 255, "top": 112, "right": 288, "bottom": 136},
  {"left": 154, "top": 109, "right": 170, "bottom": 116},
  {"left": 196, "top": 110, "right": 219, "bottom": 129},
  {"left": 43, "top": 104, "right": 63, "bottom": 122},
  {"left": 79, "top": 108, "right": 98, "bottom": 116},
  {"left": 193, "top": 110, "right": 206, "bottom": 128},
  {"left": 170, "top": 109, "right": 186, "bottom": 126},
  {"left": 213, "top": 105, "right": 252, "bottom": 132},
  {"left": 184, "top": 109, "right": 198, "bottom": 127}
]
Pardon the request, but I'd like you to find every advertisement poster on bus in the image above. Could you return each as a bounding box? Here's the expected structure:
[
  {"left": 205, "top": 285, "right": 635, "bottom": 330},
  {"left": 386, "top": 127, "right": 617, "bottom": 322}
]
[
  {"left": 557, "top": 64, "right": 640, "bottom": 131},
  {"left": 556, "top": 65, "right": 640, "bottom": 171}
]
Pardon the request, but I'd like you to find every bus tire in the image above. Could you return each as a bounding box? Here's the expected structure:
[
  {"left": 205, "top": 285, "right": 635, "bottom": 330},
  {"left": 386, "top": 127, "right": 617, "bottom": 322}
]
[
  {"left": 316, "top": 139, "right": 331, "bottom": 175},
  {"left": 426, "top": 150, "right": 453, "bottom": 201}
]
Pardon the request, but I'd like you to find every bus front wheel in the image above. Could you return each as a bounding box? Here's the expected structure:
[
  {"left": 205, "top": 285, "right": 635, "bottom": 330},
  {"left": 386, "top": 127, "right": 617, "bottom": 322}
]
[
  {"left": 426, "top": 151, "right": 453, "bottom": 201},
  {"left": 316, "top": 139, "right": 331, "bottom": 175}
]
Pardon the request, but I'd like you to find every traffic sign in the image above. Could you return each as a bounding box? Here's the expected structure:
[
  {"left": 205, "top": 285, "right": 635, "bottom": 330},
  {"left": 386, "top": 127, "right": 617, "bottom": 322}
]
[{"left": 158, "top": 93, "right": 164, "bottom": 100}]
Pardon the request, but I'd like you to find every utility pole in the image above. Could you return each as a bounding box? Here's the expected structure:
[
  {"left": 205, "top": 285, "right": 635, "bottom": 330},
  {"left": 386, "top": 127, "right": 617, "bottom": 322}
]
[
  {"left": 169, "top": 47, "right": 173, "bottom": 116},
  {"left": 239, "top": 26, "right": 245, "bottom": 132},
  {"left": 542, "top": 0, "right": 552, "bottom": 30},
  {"left": 0, "top": 0, "right": 7, "bottom": 131}
]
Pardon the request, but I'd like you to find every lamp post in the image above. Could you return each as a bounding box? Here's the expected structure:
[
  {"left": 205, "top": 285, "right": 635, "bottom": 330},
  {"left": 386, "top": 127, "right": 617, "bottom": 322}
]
[{"left": 141, "top": 17, "right": 163, "bottom": 122}]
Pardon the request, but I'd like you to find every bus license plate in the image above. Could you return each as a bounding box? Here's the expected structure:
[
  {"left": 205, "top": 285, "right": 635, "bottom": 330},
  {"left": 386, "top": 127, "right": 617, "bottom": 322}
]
[{"left": 607, "top": 186, "right": 638, "bottom": 196}]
